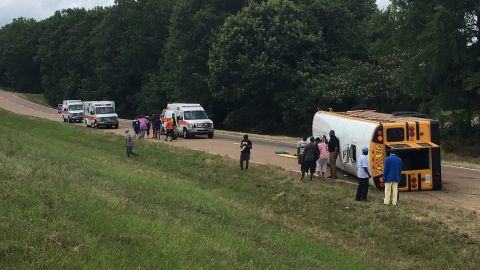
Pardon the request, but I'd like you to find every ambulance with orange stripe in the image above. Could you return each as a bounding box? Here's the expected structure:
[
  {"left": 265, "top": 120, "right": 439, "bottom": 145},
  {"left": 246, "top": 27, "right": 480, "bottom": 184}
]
[
  {"left": 61, "top": 100, "right": 84, "bottom": 123},
  {"left": 83, "top": 101, "right": 119, "bottom": 129},
  {"left": 312, "top": 110, "right": 441, "bottom": 192},
  {"left": 163, "top": 103, "right": 214, "bottom": 139}
]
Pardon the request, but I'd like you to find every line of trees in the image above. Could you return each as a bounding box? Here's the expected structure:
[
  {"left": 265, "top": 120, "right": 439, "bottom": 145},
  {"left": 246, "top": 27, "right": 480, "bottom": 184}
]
[{"left": 0, "top": 0, "right": 478, "bottom": 136}]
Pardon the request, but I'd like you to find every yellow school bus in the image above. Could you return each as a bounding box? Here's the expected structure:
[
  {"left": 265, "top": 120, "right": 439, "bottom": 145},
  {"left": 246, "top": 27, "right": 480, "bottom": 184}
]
[{"left": 313, "top": 110, "right": 441, "bottom": 191}]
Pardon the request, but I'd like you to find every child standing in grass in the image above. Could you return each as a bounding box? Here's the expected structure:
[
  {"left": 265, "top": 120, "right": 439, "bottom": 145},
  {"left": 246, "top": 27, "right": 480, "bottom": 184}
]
[{"left": 125, "top": 129, "right": 139, "bottom": 158}]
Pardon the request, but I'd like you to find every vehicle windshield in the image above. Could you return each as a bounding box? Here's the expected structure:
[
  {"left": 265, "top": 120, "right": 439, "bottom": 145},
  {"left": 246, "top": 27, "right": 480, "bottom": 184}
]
[
  {"left": 184, "top": 110, "right": 208, "bottom": 120},
  {"left": 96, "top": 107, "right": 115, "bottom": 114},
  {"left": 69, "top": 105, "right": 83, "bottom": 111}
]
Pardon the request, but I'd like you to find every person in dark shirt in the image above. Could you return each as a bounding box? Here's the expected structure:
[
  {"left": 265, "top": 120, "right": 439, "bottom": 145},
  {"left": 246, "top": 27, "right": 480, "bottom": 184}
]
[
  {"left": 240, "top": 134, "right": 253, "bottom": 170},
  {"left": 153, "top": 115, "right": 161, "bottom": 140},
  {"left": 328, "top": 130, "right": 340, "bottom": 178},
  {"left": 301, "top": 137, "right": 319, "bottom": 181}
]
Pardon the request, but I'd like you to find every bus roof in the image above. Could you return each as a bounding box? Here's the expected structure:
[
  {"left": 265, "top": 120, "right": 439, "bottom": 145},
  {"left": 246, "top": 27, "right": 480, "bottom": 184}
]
[{"left": 321, "top": 110, "right": 432, "bottom": 124}]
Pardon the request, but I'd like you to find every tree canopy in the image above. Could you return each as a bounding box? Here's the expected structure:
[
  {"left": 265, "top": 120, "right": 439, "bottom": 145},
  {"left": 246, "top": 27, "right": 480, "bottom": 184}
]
[{"left": 0, "top": 0, "right": 478, "bottom": 136}]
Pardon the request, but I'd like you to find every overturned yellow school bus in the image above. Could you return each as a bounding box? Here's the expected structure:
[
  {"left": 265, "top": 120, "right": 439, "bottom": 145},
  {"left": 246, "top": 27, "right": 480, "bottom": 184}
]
[{"left": 313, "top": 110, "right": 441, "bottom": 191}]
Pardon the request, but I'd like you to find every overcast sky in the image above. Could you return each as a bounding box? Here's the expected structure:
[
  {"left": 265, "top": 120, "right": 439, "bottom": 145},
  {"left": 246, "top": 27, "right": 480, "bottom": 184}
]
[{"left": 0, "top": 0, "right": 391, "bottom": 28}]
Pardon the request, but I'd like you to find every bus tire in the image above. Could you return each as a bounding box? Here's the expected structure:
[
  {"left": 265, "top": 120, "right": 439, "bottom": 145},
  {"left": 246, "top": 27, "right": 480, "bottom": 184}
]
[{"left": 183, "top": 128, "right": 189, "bottom": 139}]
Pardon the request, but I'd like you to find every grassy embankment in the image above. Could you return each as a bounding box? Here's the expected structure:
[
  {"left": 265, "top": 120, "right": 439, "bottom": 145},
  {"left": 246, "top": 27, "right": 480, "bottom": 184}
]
[
  {"left": 18, "top": 92, "right": 50, "bottom": 107},
  {"left": 0, "top": 109, "right": 479, "bottom": 269}
]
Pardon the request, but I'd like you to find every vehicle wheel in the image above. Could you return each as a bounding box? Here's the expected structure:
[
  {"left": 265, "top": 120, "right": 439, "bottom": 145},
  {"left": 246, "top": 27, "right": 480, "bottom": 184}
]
[
  {"left": 183, "top": 128, "right": 189, "bottom": 139},
  {"left": 208, "top": 133, "right": 214, "bottom": 139}
]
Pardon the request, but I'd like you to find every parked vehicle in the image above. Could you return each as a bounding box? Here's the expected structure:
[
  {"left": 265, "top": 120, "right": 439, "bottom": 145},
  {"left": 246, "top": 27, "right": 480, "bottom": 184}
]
[
  {"left": 83, "top": 101, "right": 119, "bottom": 129},
  {"left": 61, "top": 100, "right": 84, "bottom": 123},
  {"left": 162, "top": 103, "right": 214, "bottom": 139}
]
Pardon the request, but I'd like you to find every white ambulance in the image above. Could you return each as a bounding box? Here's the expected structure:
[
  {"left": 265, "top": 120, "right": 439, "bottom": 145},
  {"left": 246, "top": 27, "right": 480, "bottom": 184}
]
[
  {"left": 163, "top": 103, "right": 214, "bottom": 138},
  {"left": 61, "top": 100, "right": 84, "bottom": 123},
  {"left": 83, "top": 101, "right": 119, "bottom": 129}
]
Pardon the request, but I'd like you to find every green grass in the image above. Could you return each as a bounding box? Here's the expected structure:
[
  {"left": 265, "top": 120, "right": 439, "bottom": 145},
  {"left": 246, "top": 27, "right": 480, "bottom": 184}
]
[
  {"left": 17, "top": 92, "right": 51, "bottom": 107},
  {"left": 0, "top": 109, "right": 479, "bottom": 269}
]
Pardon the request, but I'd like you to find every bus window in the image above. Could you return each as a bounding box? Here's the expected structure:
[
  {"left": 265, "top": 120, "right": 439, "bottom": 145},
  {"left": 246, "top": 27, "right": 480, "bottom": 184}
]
[
  {"left": 350, "top": 145, "right": 357, "bottom": 163},
  {"left": 387, "top": 128, "right": 405, "bottom": 142},
  {"left": 396, "top": 148, "right": 430, "bottom": 170},
  {"left": 342, "top": 144, "right": 350, "bottom": 164}
]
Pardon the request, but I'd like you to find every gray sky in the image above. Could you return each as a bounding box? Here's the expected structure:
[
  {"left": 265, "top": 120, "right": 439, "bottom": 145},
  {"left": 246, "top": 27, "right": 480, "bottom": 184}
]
[
  {"left": 0, "top": 0, "right": 115, "bottom": 27},
  {"left": 0, "top": 0, "right": 391, "bottom": 28}
]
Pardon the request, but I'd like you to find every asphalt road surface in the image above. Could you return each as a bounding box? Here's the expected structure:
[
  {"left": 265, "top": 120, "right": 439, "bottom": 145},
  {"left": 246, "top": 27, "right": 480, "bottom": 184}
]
[{"left": 1, "top": 89, "right": 479, "bottom": 212}]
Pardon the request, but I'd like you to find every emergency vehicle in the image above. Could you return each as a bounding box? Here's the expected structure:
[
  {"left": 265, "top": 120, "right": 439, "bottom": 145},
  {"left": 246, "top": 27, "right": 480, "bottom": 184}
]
[
  {"left": 83, "top": 101, "right": 119, "bottom": 129},
  {"left": 313, "top": 110, "right": 441, "bottom": 192},
  {"left": 162, "top": 103, "right": 214, "bottom": 138},
  {"left": 61, "top": 100, "right": 84, "bottom": 123}
]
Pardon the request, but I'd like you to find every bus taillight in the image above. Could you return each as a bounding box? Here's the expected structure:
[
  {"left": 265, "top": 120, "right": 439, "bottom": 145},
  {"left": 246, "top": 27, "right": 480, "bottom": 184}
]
[
  {"left": 411, "top": 176, "right": 418, "bottom": 189},
  {"left": 408, "top": 125, "right": 415, "bottom": 138}
]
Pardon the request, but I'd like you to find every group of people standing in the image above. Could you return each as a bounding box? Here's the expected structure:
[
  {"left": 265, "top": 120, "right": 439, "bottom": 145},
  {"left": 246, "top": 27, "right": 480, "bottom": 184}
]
[
  {"left": 297, "top": 129, "right": 403, "bottom": 205},
  {"left": 131, "top": 114, "right": 178, "bottom": 142},
  {"left": 124, "top": 113, "right": 179, "bottom": 158},
  {"left": 297, "top": 130, "right": 340, "bottom": 181}
]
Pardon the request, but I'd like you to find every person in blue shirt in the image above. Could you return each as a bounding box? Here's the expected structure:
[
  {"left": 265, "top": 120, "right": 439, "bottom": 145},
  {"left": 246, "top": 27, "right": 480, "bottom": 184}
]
[
  {"left": 355, "top": 147, "right": 371, "bottom": 201},
  {"left": 132, "top": 118, "right": 140, "bottom": 139},
  {"left": 383, "top": 150, "right": 403, "bottom": 205}
]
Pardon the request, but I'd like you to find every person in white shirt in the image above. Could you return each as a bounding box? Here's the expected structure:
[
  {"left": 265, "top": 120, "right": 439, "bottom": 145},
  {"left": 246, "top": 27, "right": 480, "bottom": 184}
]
[
  {"left": 355, "top": 147, "right": 371, "bottom": 201},
  {"left": 297, "top": 137, "right": 308, "bottom": 165}
]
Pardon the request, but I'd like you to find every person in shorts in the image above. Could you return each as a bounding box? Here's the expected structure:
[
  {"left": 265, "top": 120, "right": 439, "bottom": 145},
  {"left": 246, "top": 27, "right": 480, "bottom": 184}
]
[
  {"left": 300, "top": 137, "right": 319, "bottom": 181},
  {"left": 297, "top": 137, "right": 308, "bottom": 165},
  {"left": 240, "top": 135, "right": 253, "bottom": 170},
  {"left": 316, "top": 136, "right": 329, "bottom": 178}
]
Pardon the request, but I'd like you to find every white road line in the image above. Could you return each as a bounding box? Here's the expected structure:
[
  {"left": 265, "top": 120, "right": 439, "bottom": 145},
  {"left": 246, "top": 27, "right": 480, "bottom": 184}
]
[{"left": 442, "top": 164, "right": 480, "bottom": 172}]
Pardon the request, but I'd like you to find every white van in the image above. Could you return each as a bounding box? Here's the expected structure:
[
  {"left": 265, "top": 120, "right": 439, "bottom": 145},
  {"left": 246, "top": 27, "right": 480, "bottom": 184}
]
[
  {"left": 163, "top": 103, "right": 214, "bottom": 138},
  {"left": 61, "top": 100, "right": 84, "bottom": 123},
  {"left": 83, "top": 101, "right": 119, "bottom": 129}
]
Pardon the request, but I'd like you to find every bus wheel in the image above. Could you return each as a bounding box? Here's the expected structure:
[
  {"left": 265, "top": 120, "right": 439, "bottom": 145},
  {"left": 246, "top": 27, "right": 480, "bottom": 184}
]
[{"left": 183, "top": 128, "right": 189, "bottom": 139}]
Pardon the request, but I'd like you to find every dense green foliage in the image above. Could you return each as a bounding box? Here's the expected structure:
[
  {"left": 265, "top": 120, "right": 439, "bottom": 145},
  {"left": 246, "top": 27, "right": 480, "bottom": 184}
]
[{"left": 0, "top": 0, "right": 478, "bottom": 136}]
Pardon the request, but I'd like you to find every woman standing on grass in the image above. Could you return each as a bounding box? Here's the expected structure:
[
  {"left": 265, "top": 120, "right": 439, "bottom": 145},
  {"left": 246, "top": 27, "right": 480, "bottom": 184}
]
[{"left": 316, "top": 136, "right": 329, "bottom": 178}]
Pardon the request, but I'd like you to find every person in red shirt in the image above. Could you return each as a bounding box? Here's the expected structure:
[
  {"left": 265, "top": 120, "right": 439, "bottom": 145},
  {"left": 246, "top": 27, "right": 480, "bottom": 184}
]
[{"left": 165, "top": 118, "right": 174, "bottom": 142}]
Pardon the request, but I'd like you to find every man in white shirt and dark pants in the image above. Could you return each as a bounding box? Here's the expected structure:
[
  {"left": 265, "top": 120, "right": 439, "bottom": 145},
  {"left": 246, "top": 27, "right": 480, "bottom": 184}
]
[{"left": 355, "top": 147, "right": 371, "bottom": 201}]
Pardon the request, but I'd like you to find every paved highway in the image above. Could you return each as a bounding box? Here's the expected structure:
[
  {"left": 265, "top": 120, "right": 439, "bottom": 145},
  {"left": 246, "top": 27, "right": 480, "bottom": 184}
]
[{"left": 1, "top": 89, "right": 479, "bottom": 212}]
